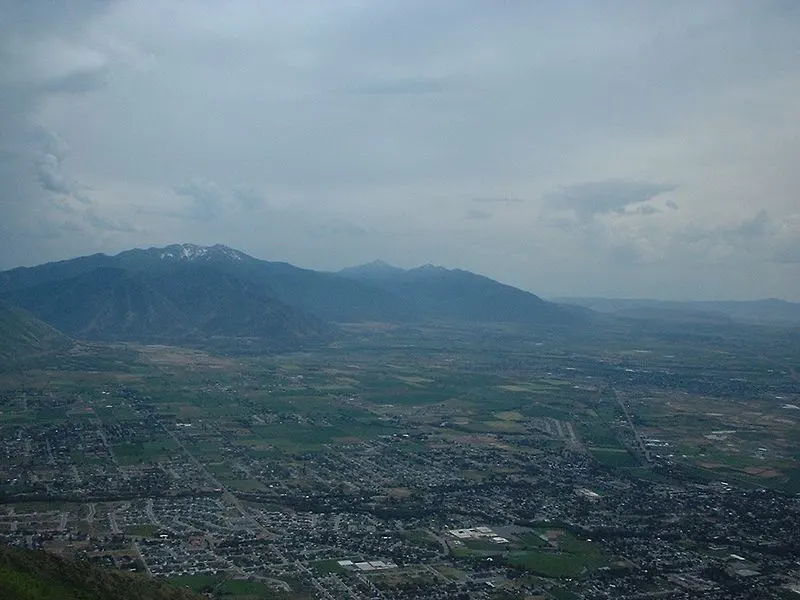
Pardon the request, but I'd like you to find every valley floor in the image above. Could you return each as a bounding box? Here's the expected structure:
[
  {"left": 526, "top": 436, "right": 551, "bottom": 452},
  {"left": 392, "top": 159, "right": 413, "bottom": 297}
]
[{"left": 1, "top": 322, "right": 798, "bottom": 599}]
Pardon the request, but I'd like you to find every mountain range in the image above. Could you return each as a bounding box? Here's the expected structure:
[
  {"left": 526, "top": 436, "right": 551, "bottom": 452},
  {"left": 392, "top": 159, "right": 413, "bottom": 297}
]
[{"left": 0, "top": 244, "right": 584, "bottom": 350}]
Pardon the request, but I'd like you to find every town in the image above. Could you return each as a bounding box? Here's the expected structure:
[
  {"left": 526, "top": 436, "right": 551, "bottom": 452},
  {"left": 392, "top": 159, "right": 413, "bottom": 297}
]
[{"left": 1, "top": 323, "right": 799, "bottom": 599}]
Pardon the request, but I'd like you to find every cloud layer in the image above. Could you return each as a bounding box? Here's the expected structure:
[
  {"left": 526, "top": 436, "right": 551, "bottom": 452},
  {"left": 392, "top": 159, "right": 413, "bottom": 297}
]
[{"left": 2, "top": 0, "right": 799, "bottom": 300}]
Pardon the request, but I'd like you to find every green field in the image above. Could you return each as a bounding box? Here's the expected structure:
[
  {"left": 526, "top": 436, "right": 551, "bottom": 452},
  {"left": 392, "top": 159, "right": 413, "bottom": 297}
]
[
  {"left": 590, "top": 447, "right": 639, "bottom": 467},
  {"left": 506, "top": 532, "right": 608, "bottom": 578},
  {"left": 112, "top": 439, "right": 178, "bottom": 465}
]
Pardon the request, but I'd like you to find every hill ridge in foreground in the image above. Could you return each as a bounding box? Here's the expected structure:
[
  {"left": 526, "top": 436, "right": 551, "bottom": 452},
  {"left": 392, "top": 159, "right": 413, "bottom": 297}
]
[
  {"left": 0, "top": 301, "right": 72, "bottom": 362},
  {"left": 0, "top": 543, "right": 201, "bottom": 600}
]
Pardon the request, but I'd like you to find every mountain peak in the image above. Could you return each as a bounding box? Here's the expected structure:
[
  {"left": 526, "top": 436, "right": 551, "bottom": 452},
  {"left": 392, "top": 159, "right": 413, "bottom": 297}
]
[
  {"left": 363, "top": 259, "right": 395, "bottom": 269},
  {"left": 339, "top": 259, "right": 406, "bottom": 277},
  {"left": 151, "top": 243, "right": 249, "bottom": 262},
  {"left": 414, "top": 263, "right": 449, "bottom": 272}
]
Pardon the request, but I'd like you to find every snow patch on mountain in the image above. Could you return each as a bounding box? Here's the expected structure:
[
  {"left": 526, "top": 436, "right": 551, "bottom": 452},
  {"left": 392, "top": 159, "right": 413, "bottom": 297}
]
[{"left": 158, "top": 243, "right": 245, "bottom": 262}]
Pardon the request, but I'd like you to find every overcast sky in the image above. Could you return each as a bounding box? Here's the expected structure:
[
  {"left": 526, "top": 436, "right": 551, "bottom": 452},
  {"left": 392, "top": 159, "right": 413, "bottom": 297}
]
[{"left": 2, "top": 1, "right": 799, "bottom": 300}]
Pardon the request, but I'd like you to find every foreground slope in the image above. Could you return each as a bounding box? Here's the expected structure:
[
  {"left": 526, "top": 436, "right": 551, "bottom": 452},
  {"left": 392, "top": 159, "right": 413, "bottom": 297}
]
[
  {"left": 0, "top": 301, "right": 71, "bottom": 361},
  {"left": 0, "top": 544, "right": 200, "bottom": 600}
]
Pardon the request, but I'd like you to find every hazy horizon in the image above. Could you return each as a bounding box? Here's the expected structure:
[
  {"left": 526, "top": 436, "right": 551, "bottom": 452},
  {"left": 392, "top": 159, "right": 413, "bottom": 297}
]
[{"left": 2, "top": 1, "right": 799, "bottom": 301}]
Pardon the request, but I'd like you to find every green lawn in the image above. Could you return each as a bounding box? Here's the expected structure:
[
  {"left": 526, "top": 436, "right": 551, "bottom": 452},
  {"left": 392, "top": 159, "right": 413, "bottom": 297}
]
[
  {"left": 506, "top": 531, "right": 608, "bottom": 578},
  {"left": 590, "top": 447, "right": 639, "bottom": 467},
  {"left": 507, "top": 550, "right": 586, "bottom": 578},
  {"left": 218, "top": 578, "right": 283, "bottom": 597},
  {"left": 112, "top": 439, "right": 177, "bottom": 465},
  {"left": 311, "top": 559, "right": 345, "bottom": 574},
  {"left": 168, "top": 574, "right": 220, "bottom": 593},
  {"left": 122, "top": 524, "right": 158, "bottom": 537}
]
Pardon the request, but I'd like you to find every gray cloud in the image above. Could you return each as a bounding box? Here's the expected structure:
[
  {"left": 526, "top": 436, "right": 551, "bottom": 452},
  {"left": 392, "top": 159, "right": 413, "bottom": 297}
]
[
  {"left": 628, "top": 204, "right": 661, "bottom": 216},
  {"left": 670, "top": 210, "right": 792, "bottom": 270},
  {"left": 346, "top": 76, "right": 454, "bottom": 96},
  {"left": 1, "top": 1, "right": 799, "bottom": 300},
  {"left": 33, "top": 129, "right": 91, "bottom": 205},
  {"left": 39, "top": 69, "right": 107, "bottom": 95},
  {"left": 472, "top": 197, "right": 525, "bottom": 204},
  {"left": 679, "top": 210, "right": 770, "bottom": 245},
  {"left": 544, "top": 180, "right": 676, "bottom": 219},
  {"left": 232, "top": 186, "right": 264, "bottom": 210},
  {"left": 730, "top": 209, "right": 768, "bottom": 240},
  {"left": 610, "top": 243, "right": 644, "bottom": 266},
  {"left": 174, "top": 181, "right": 270, "bottom": 219},
  {"left": 174, "top": 180, "right": 225, "bottom": 221},
  {"left": 311, "top": 221, "right": 370, "bottom": 238},
  {"left": 772, "top": 242, "right": 800, "bottom": 264},
  {"left": 84, "top": 209, "right": 137, "bottom": 233},
  {"left": 466, "top": 209, "right": 492, "bottom": 220},
  {"left": 0, "top": 0, "right": 117, "bottom": 266},
  {"left": 36, "top": 219, "right": 85, "bottom": 239},
  {"left": 37, "top": 153, "right": 72, "bottom": 195}
]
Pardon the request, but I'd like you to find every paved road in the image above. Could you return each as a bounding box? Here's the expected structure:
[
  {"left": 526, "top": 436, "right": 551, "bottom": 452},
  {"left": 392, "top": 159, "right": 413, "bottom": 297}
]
[
  {"left": 160, "top": 422, "right": 264, "bottom": 535},
  {"left": 612, "top": 387, "right": 651, "bottom": 462}
]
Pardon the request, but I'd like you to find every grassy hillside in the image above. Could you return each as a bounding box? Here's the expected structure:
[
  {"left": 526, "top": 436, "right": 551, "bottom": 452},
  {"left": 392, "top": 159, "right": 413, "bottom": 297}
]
[
  {"left": 0, "top": 544, "right": 200, "bottom": 600},
  {"left": 0, "top": 301, "right": 72, "bottom": 362}
]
